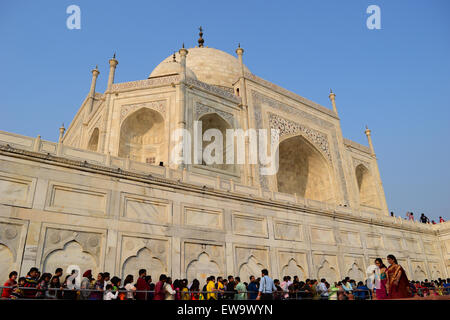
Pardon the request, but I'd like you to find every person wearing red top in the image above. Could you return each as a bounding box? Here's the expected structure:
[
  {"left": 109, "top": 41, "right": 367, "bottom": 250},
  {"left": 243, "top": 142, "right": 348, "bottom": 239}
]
[
  {"left": 154, "top": 274, "right": 167, "bottom": 300},
  {"left": 23, "top": 267, "right": 39, "bottom": 298},
  {"left": 135, "top": 269, "right": 150, "bottom": 300},
  {"left": 439, "top": 216, "right": 445, "bottom": 223},
  {"left": 1, "top": 271, "right": 18, "bottom": 299}
]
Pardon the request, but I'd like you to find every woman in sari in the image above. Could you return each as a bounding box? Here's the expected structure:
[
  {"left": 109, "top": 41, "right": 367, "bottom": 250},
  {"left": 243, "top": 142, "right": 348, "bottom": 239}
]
[
  {"left": 374, "top": 258, "right": 388, "bottom": 300},
  {"left": 386, "top": 254, "right": 411, "bottom": 299}
]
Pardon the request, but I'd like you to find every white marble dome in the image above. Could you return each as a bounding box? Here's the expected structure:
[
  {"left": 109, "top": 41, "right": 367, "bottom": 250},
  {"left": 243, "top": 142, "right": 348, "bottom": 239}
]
[
  {"left": 149, "top": 47, "right": 251, "bottom": 88},
  {"left": 148, "top": 58, "right": 197, "bottom": 80}
]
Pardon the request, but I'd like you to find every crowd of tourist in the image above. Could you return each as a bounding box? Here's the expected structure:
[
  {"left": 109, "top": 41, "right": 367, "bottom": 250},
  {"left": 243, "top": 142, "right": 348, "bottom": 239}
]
[
  {"left": 390, "top": 211, "right": 446, "bottom": 225},
  {"left": 1, "top": 255, "right": 449, "bottom": 301}
]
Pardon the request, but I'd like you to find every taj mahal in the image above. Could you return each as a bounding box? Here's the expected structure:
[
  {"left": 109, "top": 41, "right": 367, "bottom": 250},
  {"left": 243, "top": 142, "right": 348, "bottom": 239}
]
[{"left": 0, "top": 30, "right": 448, "bottom": 284}]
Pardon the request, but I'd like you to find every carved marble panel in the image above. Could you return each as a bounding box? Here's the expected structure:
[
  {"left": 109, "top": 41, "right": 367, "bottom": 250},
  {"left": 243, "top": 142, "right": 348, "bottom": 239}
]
[
  {"left": 232, "top": 213, "right": 268, "bottom": 238},
  {"left": 120, "top": 235, "right": 169, "bottom": 280},
  {"left": 273, "top": 220, "right": 303, "bottom": 241},
  {"left": 310, "top": 226, "right": 335, "bottom": 244},
  {"left": 385, "top": 236, "right": 403, "bottom": 250},
  {"left": 40, "top": 227, "right": 104, "bottom": 275},
  {"left": 313, "top": 254, "right": 339, "bottom": 283},
  {"left": 343, "top": 255, "right": 365, "bottom": 281},
  {"left": 46, "top": 182, "right": 109, "bottom": 216},
  {"left": 365, "top": 234, "right": 383, "bottom": 249},
  {"left": 195, "top": 102, "right": 234, "bottom": 125},
  {"left": 339, "top": 230, "right": 362, "bottom": 248},
  {"left": 120, "top": 100, "right": 166, "bottom": 123},
  {"left": 184, "top": 242, "right": 224, "bottom": 284},
  {"left": 277, "top": 250, "right": 308, "bottom": 279},
  {"left": 120, "top": 193, "right": 170, "bottom": 224},
  {"left": 235, "top": 246, "right": 269, "bottom": 281},
  {"left": 0, "top": 172, "right": 36, "bottom": 208},
  {"left": 183, "top": 205, "right": 223, "bottom": 230},
  {"left": 268, "top": 112, "right": 331, "bottom": 161}
]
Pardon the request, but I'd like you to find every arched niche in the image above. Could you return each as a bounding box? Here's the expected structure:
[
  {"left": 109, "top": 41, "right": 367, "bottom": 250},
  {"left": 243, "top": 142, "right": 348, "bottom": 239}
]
[
  {"left": 413, "top": 266, "right": 427, "bottom": 281},
  {"left": 42, "top": 241, "right": 97, "bottom": 276},
  {"left": 122, "top": 247, "right": 166, "bottom": 281},
  {"left": 87, "top": 128, "right": 99, "bottom": 152},
  {"left": 281, "top": 258, "right": 305, "bottom": 280},
  {"left": 0, "top": 244, "right": 14, "bottom": 283},
  {"left": 276, "top": 135, "right": 334, "bottom": 202},
  {"left": 238, "top": 256, "right": 264, "bottom": 282},
  {"left": 347, "top": 263, "right": 364, "bottom": 282},
  {"left": 118, "top": 108, "right": 165, "bottom": 164},
  {"left": 355, "top": 164, "right": 379, "bottom": 208},
  {"left": 317, "top": 260, "right": 338, "bottom": 284},
  {"left": 198, "top": 113, "right": 232, "bottom": 172},
  {"left": 186, "top": 252, "right": 220, "bottom": 285}
]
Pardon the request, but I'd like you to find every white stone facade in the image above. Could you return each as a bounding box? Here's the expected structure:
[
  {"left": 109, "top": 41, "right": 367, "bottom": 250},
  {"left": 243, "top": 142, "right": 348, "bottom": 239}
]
[{"left": 0, "top": 44, "right": 448, "bottom": 284}]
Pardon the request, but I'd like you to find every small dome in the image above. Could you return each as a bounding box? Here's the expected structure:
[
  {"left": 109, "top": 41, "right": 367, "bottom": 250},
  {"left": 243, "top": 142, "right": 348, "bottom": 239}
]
[
  {"left": 149, "top": 47, "right": 251, "bottom": 88},
  {"left": 149, "top": 59, "right": 197, "bottom": 80}
]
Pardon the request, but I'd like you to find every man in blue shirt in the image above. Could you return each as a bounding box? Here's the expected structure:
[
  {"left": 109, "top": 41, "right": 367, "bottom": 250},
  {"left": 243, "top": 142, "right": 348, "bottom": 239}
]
[
  {"left": 257, "top": 269, "right": 277, "bottom": 300},
  {"left": 247, "top": 275, "right": 258, "bottom": 300}
]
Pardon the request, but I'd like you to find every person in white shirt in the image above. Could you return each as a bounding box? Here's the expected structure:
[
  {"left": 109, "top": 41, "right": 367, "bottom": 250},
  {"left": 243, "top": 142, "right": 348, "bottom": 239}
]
[
  {"left": 104, "top": 284, "right": 118, "bottom": 300},
  {"left": 164, "top": 277, "right": 176, "bottom": 300},
  {"left": 123, "top": 274, "right": 136, "bottom": 300},
  {"left": 102, "top": 272, "right": 111, "bottom": 299},
  {"left": 317, "top": 278, "right": 329, "bottom": 299}
]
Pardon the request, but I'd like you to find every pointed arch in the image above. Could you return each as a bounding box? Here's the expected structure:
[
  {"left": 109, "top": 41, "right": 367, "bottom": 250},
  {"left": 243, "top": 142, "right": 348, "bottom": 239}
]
[
  {"left": 118, "top": 108, "right": 165, "bottom": 164},
  {"left": 238, "top": 255, "right": 264, "bottom": 282},
  {"left": 281, "top": 258, "right": 306, "bottom": 280},
  {"left": 122, "top": 247, "right": 166, "bottom": 280},
  {"left": 42, "top": 241, "right": 97, "bottom": 276},
  {"left": 186, "top": 252, "right": 220, "bottom": 284},
  {"left": 198, "top": 113, "right": 232, "bottom": 171},
  {"left": 347, "top": 262, "right": 364, "bottom": 281},
  {"left": 413, "top": 266, "right": 427, "bottom": 281},
  {"left": 317, "top": 260, "right": 338, "bottom": 283},
  {"left": 276, "top": 135, "right": 335, "bottom": 202},
  {"left": 0, "top": 244, "right": 14, "bottom": 285},
  {"left": 87, "top": 127, "right": 99, "bottom": 152},
  {"left": 355, "top": 164, "right": 379, "bottom": 208}
]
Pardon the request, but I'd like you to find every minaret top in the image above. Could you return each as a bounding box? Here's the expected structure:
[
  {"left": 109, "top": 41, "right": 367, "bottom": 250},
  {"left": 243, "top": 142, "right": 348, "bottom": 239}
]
[{"left": 198, "top": 26, "right": 204, "bottom": 48}]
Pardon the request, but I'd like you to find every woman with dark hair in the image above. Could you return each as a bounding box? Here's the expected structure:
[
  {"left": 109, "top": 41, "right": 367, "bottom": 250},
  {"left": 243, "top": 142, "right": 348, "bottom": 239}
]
[
  {"left": 374, "top": 258, "right": 388, "bottom": 300},
  {"left": 190, "top": 279, "right": 201, "bottom": 300},
  {"left": 124, "top": 275, "right": 136, "bottom": 300},
  {"left": 89, "top": 273, "right": 104, "bottom": 300},
  {"left": 173, "top": 279, "right": 181, "bottom": 300},
  {"left": 47, "top": 276, "right": 60, "bottom": 299},
  {"left": 386, "top": 254, "right": 411, "bottom": 299},
  {"left": 35, "top": 273, "right": 52, "bottom": 299}
]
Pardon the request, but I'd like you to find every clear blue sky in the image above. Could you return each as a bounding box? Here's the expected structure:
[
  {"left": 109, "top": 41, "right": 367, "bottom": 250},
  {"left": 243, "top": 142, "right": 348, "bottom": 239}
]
[{"left": 0, "top": 1, "right": 449, "bottom": 221}]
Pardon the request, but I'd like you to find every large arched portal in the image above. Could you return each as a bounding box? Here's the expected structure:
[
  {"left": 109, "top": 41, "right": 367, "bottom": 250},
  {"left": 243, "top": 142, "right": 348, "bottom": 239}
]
[
  {"left": 198, "top": 113, "right": 231, "bottom": 172},
  {"left": 355, "top": 164, "right": 379, "bottom": 208},
  {"left": 118, "top": 108, "right": 165, "bottom": 164},
  {"left": 276, "top": 135, "right": 334, "bottom": 202}
]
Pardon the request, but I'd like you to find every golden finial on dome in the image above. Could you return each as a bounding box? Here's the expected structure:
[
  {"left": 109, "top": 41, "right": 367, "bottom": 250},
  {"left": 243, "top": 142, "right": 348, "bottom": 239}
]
[
  {"left": 172, "top": 52, "right": 176, "bottom": 62},
  {"left": 198, "top": 26, "right": 204, "bottom": 48}
]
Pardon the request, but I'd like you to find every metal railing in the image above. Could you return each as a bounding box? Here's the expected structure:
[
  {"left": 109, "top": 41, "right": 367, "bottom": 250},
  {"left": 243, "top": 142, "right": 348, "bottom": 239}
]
[{"left": 1, "top": 285, "right": 448, "bottom": 300}]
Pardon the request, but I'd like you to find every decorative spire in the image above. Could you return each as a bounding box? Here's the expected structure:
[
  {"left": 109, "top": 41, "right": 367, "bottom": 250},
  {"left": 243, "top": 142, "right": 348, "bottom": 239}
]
[
  {"left": 328, "top": 89, "right": 337, "bottom": 114},
  {"left": 172, "top": 52, "right": 177, "bottom": 62},
  {"left": 238, "top": 43, "right": 241, "bottom": 48},
  {"left": 58, "top": 123, "right": 65, "bottom": 143},
  {"left": 113, "top": 52, "right": 116, "bottom": 59},
  {"left": 95, "top": 65, "right": 98, "bottom": 70},
  {"left": 198, "top": 26, "right": 204, "bottom": 48},
  {"left": 182, "top": 43, "right": 185, "bottom": 48}
]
